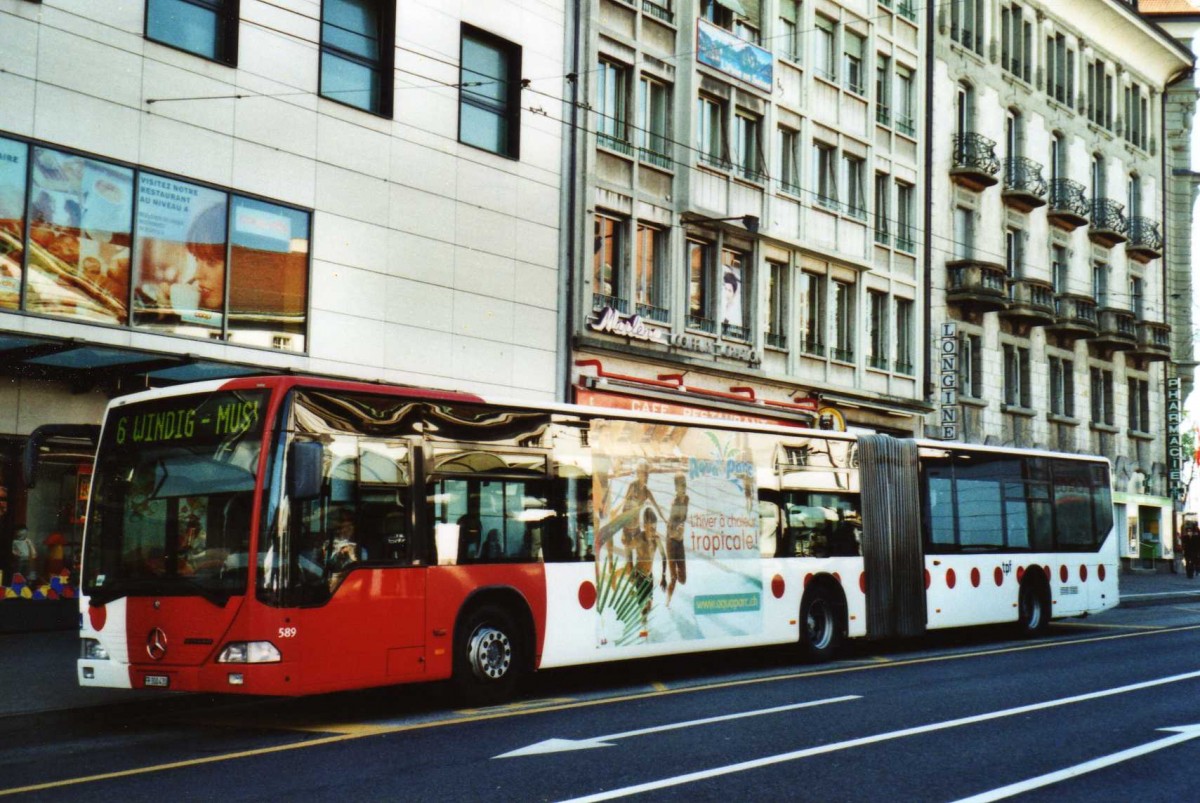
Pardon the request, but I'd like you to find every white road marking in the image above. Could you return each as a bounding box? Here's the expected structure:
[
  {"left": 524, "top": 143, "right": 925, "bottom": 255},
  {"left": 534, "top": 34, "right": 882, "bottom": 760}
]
[
  {"left": 558, "top": 669, "right": 1200, "bottom": 802},
  {"left": 494, "top": 695, "right": 860, "bottom": 758},
  {"left": 952, "top": 724, "right": 1200, "bottom": 802}
]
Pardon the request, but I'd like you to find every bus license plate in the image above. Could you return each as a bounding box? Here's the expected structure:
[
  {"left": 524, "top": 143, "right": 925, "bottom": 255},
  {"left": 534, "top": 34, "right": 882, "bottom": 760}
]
[{"left": 144, "top": 675, "right": 169, "bottom": 688}]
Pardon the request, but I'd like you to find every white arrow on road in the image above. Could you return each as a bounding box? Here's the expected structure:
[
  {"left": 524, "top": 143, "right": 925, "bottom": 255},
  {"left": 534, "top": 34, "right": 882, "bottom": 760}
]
[
  {"left": 493, "top": 695, "right": 860, "bottom": 759},
  {"left": 953, "top": 724, "right": 1200, "bottom": 802}
]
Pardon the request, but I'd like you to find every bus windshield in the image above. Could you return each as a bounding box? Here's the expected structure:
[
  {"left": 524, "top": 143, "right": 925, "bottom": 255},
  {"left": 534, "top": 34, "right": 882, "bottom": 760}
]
[{"left": 83, "top": 389, "right": 270, "bottom": 605}]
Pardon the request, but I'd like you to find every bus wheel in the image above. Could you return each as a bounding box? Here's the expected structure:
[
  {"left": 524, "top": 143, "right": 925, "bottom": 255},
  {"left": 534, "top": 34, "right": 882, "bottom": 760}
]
[
  {"left": 454, "top": 605, "right": 523, "bottom": 703},
  {"left": 800, "top": 586, "right": 841, "bottom": 661},
  {"left": 1017, "top": 581, "right": 1050, "bottom": 636}
]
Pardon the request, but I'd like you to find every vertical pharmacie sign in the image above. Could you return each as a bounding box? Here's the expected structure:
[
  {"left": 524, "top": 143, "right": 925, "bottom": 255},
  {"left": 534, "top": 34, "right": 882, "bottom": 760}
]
[
  {"left": 939, "top": 322, "right": 959, "bottom": 440},
  {"left": 1167, "top": 376, "right": 1184, "bottom": 504}
]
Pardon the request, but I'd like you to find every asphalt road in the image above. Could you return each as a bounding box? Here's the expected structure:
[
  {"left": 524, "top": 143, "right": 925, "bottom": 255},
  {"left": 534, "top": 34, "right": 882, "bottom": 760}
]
[{"left": 3, "top": 602, "right": 1200, "bottom": 801}]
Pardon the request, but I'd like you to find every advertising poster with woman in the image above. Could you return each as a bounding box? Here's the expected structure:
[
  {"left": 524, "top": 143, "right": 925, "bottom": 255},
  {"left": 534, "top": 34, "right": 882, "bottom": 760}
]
[
  {"left": 592, "top": 419, "right": 762, "bottom": 648},
  {"left": 134, "top": 174, "right": 228, "bottom": 332}
]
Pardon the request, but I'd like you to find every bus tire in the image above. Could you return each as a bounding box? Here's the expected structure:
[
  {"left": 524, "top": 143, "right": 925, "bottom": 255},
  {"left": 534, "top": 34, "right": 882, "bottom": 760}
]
[
  {"left": 1016, "top": 580, "right": 1050, "bottom": 636},
  {"left": 453, "top": 604, "right": 524, "bottom": 704},
  {"left": 799, "top": 584, "right": 842, "bottom": 662}
]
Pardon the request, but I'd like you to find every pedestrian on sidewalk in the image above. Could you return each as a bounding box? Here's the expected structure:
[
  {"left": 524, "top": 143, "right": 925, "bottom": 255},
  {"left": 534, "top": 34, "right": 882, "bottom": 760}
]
[{"left": 1183, "top": 521, "right": 1200, "bottom": 579}]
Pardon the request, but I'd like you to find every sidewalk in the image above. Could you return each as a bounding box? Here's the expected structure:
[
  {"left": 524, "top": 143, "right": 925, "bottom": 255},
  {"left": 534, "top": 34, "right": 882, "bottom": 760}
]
[{"left": 1115, "top": 567, "right": 1200, "bottom": 608}]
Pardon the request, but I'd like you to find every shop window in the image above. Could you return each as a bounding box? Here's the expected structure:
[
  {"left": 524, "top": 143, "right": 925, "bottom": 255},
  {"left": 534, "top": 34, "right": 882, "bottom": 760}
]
[
  {"left": 145, "top": 0, "right": 239, "bottom": 64},
  {"left": 226, "top": 197, "right": 310, "bottom": 350}
]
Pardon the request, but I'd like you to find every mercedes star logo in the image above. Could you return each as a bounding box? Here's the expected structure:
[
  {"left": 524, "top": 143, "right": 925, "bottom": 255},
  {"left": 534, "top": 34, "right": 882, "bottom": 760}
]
[{"left": 146, "top": 627, "right": 168, "bottom": 661}]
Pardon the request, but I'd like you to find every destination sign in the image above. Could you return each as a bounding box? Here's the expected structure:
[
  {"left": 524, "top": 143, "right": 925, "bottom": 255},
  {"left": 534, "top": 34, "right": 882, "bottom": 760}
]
[{"left": 106, "top": 391, "right": 269, "bottom": 448}]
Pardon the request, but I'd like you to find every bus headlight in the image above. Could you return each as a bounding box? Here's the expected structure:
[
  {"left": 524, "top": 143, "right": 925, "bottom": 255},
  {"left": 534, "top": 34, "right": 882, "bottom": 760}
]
[
  {"left": 81, "top": 638, "right": 110, "bottom": 661},
  {"left": 216, "top": 641, "right": 281, "bottom": 664}
]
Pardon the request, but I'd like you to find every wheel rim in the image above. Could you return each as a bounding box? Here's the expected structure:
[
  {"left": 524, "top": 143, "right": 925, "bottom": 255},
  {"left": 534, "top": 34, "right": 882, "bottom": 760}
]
[
  {"left": 806, "top": 599, "right": 832, "bottom": 650},
  {"left": 1021, "top": 588, "right": 1042, "bottom": 630},
  {"left": 467, "top": 625, "right": 513, "bottom": 681}
]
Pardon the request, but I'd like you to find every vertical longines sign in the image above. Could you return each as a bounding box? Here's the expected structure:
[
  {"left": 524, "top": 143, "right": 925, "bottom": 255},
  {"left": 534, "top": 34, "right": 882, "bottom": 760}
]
[
  {"left": 939, "top": 322, "right": 959, "bottom": 440},
  {"left": 1167, "top": 376, "right": 1184, "bottom": 504}
]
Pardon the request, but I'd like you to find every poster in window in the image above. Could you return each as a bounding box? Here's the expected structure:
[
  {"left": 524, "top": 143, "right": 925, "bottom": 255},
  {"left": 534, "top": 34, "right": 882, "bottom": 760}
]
[
  {"left": 591, "top": 420, "right": 761, "bottom": 648},
  {"left": 227, "top": 197, "right": 309, "bottom": 351},
  {"left": 0, "top": 137, "right": 27, "bottom": 309},
  {"left": 133, "top": 174, "right": 228, "bottom": 331},
  {"left": 26, "top": 147, "right": 132, "bottom": 324},
  {"left": 721, "top": 250, "right": 744, "bottom": 329}
]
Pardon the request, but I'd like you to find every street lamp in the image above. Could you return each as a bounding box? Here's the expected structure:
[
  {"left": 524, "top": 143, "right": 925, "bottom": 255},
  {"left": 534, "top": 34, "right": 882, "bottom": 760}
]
[{"left": 681, "top": 213, "right": 760, "bottom": 233}]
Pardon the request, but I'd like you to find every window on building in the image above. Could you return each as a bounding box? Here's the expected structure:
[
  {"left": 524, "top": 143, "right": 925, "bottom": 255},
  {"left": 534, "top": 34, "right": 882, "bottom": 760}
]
[
  {"left": 1052, "top": 244, "right": 1069, "bottom": 294},
  {"left": 696, "top": 95, "right": 727, "bottom": 168},
  {"left": 1129, "top": 275, "right": 1144, "bottom": 318},
  {"left": 319, "top": 0, "right": 393, "bottom": 116},
  {"left": 843, "top": 155, "right": 866, "bottom": 219},
  {"left": 896, "top": 182, "right": 914, "bottom": 252},
  {"left": 876, "top": 53, "right": 891, "bottom": 125},
  {"left": 814, "top": 141, "right": 838, "bottom": 209},
  {"left": 145, "top": 0, "right": 239, "bottom": 64},
  {"left": 459, "top": 27, "right": 522, "bottom": 158},
  {"left": 802, "top": 272, "right": 825, "bottom": 355},
  {"left": 868, "top": 290, "right": 888, "bottom": 370},
  {"left": 226, "top": 197, "right": 310, "bottom": 350},
  {"left": 1128, "top": 173, "right": 1143, "bottom": 220},
  {"left": 1128, "top": 377, "right": 1150, "bottom": 433},
  {"left": 874, "top": 173, "right": 890, "bottom": 244},
  {"left": 1093, "top": 261, "right": 1109, "bottom": 307},
  {"left": 832, "top": 280, "right": 855, "bottom": 362},
  {"left": 953, "top": 206, "right": 973, "bottom": 260},
  {"left": 720, "top": 247, "right": 750, "bottom": 339},
  {"left": 1005, "top": 228, "right": 1024, "bottom": 278},
  {"left": 1125, "top": 84, "right": 1148, "bottom": 150},
  {"left": 895, "top": 298, "right": 914, "bottom": 375},
  {"left": 635, "top": 223, "right": 667, "bottom": 321},
  {"left": 1050, "top": 132, "right": 1066, "bottom": 183},
  {"left": 638, "top": 77, "right": 671, "bottom": 168},
  {"left": 688, "top": 239, "right": 715, "bottom": 332},
  {"left": 1003, "top": 343, "right": 1031, "bottom": 408},
  {"left": 814, "top": 16, "right": 836, "bottom": 81},
  {"left": 843, "top": 30, "right": 865, "bottom": 95},
  {"left": 895, "top": 65, "right": 915, "bottom": 135},
  {"left": 779, "top": 0, "right": 801, "bottom": 61},
  {"left": 766, "top": 261, "right": 787, "bottom": 348},
  {"left": 960, "top": 332, "right": 983, "bottom": 398},
  {"left": 1091, "top": 367, "right": 1114, "bottom": 426},
  {"left": 951, "top": 0, "right": 985, "bottom": 54},
  {"left": 732, "top": 113, "right": 762, "bottom": 181},
  {"left": 597, "top": 60, "right": 630, "bottom": 153},
  {"left": 593, "top": 214, "right": 624, "bottom": 306},
  {"left": 1046, "top": 33, "right": 1074, "bottom": 106},
  {"left": 1049, "top": 356, "right": 1076, "bottom": 417},
  {"left": 779, "top": 127, "right": 801, "bottom": 194},
  {"left": 1091, "top": 153, "right": 1106, "bottom": 203},
  {"left": 701, "top": 0, "right": 733, "bottom": 29},
  {"left": 1087, "top": 59, "right": 1114, "bottom": 130},
  {"left": 1000, "top": 4, "right": 1032, "bottom": 83}
]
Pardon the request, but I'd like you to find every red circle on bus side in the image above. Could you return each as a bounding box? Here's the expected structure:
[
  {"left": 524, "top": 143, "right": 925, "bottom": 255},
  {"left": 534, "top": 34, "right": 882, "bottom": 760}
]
[
  {"left": 1016, "top": 565, "right": 1025, "bottom": 582},
  {"left": 1079, "top": 565, "right": 1088, "bottom": 582},
  {"left": 804, "top": 573, "right": 814, "bottom": 587},
  {"left": 946, "top": 568, "right": 957, "bottom": 589},
  {"left": 924, "top": 569, "right": 931, "bottom": 590},
  {"left": 994, "top": 566, "right": 1004, "bottom": 586},
  {"left": 970, "top": 568, "right": 981, "bottom": 588},
  {"left": 1098, "top": 564, "right": 1106, "bottom": 582},
  {"left": 88, "top": 604, "right": 106, "bottom": 632},
  {"left": 771, "top": 574, "right": 785, "bottom": 599},
  {"left": 1044, "top": 565, "right": 1051, "bottom": 580},
  {"left": 859, "top": 572, "right": 867, "bottom": 594},
  {"left": 578, "top": 581, "right": 597, "bottom": 610},
  {"left": 1059, "top": 565, "right": 1069, "bottom": 583}
]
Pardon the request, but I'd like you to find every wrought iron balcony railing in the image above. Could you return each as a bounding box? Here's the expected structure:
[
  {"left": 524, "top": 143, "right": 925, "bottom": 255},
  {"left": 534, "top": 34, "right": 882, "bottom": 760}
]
[
  {"left": 1002, "top": 157, "right": 1047, "bottom": 208},
  {"left": 1047, "top": 178, "right": 1089, "bottom": 229},
  {"left": 688, "top": 314, "right": 716, "bottom": 334},
  {"left": 722, "top": 322, "right": 750, "bottom": 341},
  {"left": 765, "top": 332, "right": 787, "bottom": 350},
  {"left": 1089, "top": 197, "right": 1128, "bottom": 246},
  {"left": 1127, "top": 217, "right": 1162, "bottom": 260},
  {"left": 952, "top": 133, "right": 1000, "bottom": 175},
  {"left": 635, "top": 302, "right": 669, "bottom": 323},
  {"left": 593, "top": 293, "right": 629, "bottom": 313},
  {"left": 642, "top": 0, "right": 673, "bottom": 23}
]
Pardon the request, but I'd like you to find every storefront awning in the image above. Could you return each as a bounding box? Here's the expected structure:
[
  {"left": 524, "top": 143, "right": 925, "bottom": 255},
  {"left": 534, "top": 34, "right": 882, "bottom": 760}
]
[{"left": 0, "top": 333, "right": 275, "bottom": 391}]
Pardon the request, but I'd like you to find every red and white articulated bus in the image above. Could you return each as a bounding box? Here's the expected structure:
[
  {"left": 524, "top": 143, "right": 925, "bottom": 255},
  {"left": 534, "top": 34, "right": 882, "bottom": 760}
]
[{"left": 77, "top": 376, "right": 1118, "bottom": 700}]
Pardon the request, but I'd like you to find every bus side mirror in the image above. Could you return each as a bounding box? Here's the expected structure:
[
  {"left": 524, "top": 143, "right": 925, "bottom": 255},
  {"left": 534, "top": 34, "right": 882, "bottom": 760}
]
[{"left": 288, "top": 441, "right": 324, "bottom": 501}]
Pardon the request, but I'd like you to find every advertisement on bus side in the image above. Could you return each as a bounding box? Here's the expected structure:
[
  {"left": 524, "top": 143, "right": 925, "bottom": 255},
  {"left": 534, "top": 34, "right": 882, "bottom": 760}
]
[{"left": 591, "top": 420, "right": 762, "bottom": 648}]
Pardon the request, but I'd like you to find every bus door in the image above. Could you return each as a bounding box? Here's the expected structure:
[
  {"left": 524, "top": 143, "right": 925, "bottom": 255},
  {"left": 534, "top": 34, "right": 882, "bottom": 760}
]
[
  {"left": 858, "top": 435, "right": 926, "bottom": 639},
  {"left": 288, "top": 435, "right": 426, "bottom": 691}
]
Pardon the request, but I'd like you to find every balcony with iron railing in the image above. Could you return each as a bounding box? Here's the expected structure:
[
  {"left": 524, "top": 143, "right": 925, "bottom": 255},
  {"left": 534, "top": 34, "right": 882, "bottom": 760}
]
[
  {"left": 598, "top": 132, "right": 633, "bottom": 156},
  {"left": 688, "top": 314, "right": 717, "bottom": 334},
  {"left": 1001, "top": 157, "right": 1047, "bottom": 212},
  {"left": 641, "top": 0, "right": 673, "bottom": 23},
  {"left": 722, "top": 321, "right": 750, "bottom": 341},
  {"left": 894, "top": 359, "right": 915, "bottom": 376},
  {"left": 1047, "top": 178, "right": 1089, "bottom": 231},
  {"left": 765, "top": 331, "right": 787, "bottom": 350},
  {"left": 593, "top": 293, "right": 629, "bottom": 314},
  {"left": 999, "top": 277, "right": 1055, "bottom": 327},
  {"left": 1088, "top": 198, "right": 1128, "bottom": 247},
  {"left": 799, "top": 338, "right": 826, "bottom": 358},
  {"left": 831, "top": 347, "right": 855, "bottom": 363},
  {"left": 1089, "top": 306, "right": 1137, "bottom": 351},
  {"left": 1126, "top": 217, "right": 1163, "bottom": 263},
  {"left": 635, "top": 302, "right": 670, "bottom": 324},
  {"left": 1046, "top": 293, "right": 1098, "bottom": 338},
  {"left": 950, "top": 132, "right": 1000, "bottom": 191},
  {"left": 945, "top": 258, "right": 1008, "bottom": 313},
  {"left": 1129, "top": 320, "right": 1170, "bottom": 362}
]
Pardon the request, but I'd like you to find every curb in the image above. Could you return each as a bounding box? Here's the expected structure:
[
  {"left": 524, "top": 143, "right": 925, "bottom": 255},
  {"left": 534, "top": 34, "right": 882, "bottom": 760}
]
[{"left": 1119, "top": 592, "right": 1200, "bottom": 609}]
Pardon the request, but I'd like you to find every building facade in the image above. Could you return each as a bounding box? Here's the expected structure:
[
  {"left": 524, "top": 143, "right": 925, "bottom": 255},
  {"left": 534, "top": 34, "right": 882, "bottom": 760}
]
[
  {"left": 929, "top": 0, "right": 1192, "bottom": 568},
  {"left": 568, "top": 0, "right": 929, "bottom": 432},
  {"left": 0, "top": 0, "right": 565, "bottom": 619}
]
